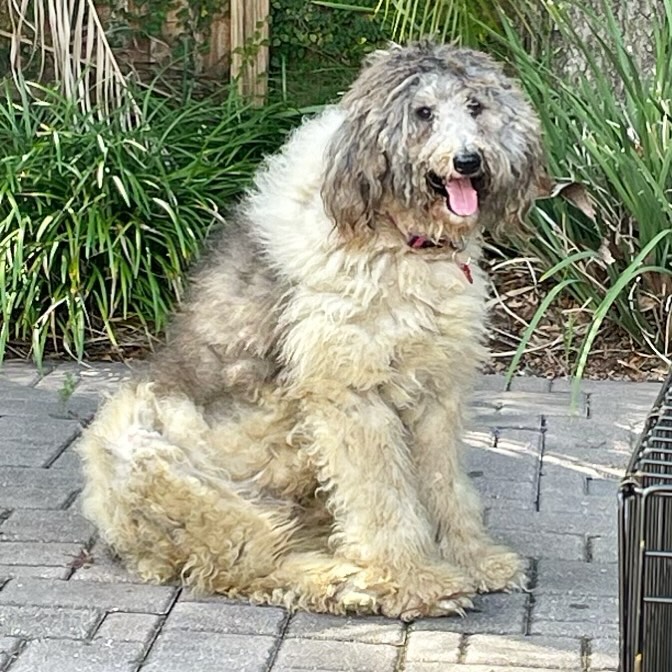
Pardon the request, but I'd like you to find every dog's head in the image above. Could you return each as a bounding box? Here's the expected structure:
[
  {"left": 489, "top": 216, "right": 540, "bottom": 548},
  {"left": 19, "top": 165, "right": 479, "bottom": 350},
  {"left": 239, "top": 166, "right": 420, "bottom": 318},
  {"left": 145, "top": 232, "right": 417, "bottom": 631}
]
[{"left": 321, "top": 42, "right": 547, "bottom": 252}]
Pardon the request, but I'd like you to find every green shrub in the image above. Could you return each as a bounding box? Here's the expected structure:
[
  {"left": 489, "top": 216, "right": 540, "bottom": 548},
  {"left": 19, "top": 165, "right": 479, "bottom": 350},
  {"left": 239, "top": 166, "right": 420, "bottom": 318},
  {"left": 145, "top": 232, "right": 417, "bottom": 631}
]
[{"left": 0, "top": 83, "right": 297, "bottom": 363}]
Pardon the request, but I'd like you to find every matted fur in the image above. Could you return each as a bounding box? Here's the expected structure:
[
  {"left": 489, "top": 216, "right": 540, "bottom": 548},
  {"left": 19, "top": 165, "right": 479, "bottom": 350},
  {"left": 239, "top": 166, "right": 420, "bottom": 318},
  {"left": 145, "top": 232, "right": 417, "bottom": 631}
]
[{"left": 77, "top": 42, "right": 547, "bottom": 620}]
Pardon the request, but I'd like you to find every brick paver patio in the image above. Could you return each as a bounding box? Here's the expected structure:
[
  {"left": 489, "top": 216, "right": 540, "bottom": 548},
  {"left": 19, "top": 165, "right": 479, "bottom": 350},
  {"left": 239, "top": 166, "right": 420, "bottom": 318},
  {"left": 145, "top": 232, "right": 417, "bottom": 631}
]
[{"left": 0, "top": 360, "right": 660, "bottom": 671}]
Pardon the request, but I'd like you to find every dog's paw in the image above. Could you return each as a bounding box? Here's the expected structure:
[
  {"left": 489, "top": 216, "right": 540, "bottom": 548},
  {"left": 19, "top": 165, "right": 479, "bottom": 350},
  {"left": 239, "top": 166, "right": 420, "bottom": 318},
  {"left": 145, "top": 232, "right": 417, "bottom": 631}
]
[
  {"left": 467, "top": 546, "right": 527, "bottom": 593},
  {"left": 336, "top": 585, "right": 380, "bottom": 614},
  {"left": 377, "top": 563, "right": 476, "bottom": 622}
]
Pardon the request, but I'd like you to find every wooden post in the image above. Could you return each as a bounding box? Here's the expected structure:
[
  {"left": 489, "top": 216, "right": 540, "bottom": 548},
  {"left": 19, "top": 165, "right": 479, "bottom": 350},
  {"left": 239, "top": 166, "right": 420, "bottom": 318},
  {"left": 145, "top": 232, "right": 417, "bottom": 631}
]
[{"left": 230, "top": 0, "right": 269, "bottom": 103}]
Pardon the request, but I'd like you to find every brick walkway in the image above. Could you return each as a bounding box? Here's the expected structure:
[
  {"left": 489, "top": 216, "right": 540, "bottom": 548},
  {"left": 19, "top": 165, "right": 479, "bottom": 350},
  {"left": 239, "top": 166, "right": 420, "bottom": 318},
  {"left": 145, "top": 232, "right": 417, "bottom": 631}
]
[{"left": 0, "top": 360, "right": 661, "bottom": 671}]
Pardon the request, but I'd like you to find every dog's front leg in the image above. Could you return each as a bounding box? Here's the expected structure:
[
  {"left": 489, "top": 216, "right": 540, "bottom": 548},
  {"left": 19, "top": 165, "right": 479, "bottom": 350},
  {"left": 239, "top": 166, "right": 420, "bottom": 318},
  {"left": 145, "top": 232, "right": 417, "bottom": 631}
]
[
  {"left": 300, "top": 386, "right": 475, "bottom": 619},
  {"left": 409, "top": 394, "right": 526, "bottom": 592}
]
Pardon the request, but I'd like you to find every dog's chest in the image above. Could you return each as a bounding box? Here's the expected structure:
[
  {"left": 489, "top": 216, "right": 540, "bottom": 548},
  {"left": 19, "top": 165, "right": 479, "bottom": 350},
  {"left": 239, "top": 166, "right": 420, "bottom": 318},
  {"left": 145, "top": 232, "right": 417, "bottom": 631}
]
[
  {"left": 369, "top": 271, "right": 487, "bottom": 403},
  {"left": 282, "top": 256, "right": 487, "bottom": 397}
]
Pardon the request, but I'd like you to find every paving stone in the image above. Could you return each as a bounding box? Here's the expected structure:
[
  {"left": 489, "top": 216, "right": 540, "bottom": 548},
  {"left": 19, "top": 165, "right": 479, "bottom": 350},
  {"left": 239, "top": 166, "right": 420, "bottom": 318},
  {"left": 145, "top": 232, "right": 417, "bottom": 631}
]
[
  {"left": 464, "top": 428, "right": 495, "bottom": 449},
  {"left": 531, "top": 595, "right": 618, "bottom": 638},
  {"left": 0, "top": 442, "right": 67, "bottom": 468},
  {"left": 164, "top": 601, "right": 286, "bottom": 636},
  {"left": 474, "top": 374, "right": 507, "bottom": 392},
  {"left": 0, "top": 361, "right": 46, "bottom": 385},
  {"left": 538, "top": 475, "right": 617, "bottom": 516},
  {"left": 94, "top": 612, "right": 161, "bottom": 643},
  {"left": 32, "top": 363, "right": 137, "bottom": 402},
  {"left": 464, "top": 634, "right": 580, "bottom": 668},
  {"left": 473, "top": 390, "right": 578, "bottom": 419},
  {"left": 1, "top": 445, "right": 71, "bottom": 471},
  {"left": 543, "top": 419, "right": 634, "bottom": 472},
  {"left": 406, "top": 667, "right": 569, "bottom": 672},
  {"left": 0, "top": 385, "right": 97, "bottom": 421},
  {"left": 471, "top": 475, "right": 537, "bottom": 503},
  {"left": 483, "top": 499, "right": 535, "bottom": 523},
  {"left": 10, "top": 638, "right": 144, "bottom": 672},
  {"left": 586, "top": 478, "right": 619, "bottom": 498},
  {"left": 464, "top": 432, "right": 540, "bottom": 483},
  {"left": 591, "top": 535, "right": 618, "bottom": 564},
  {"left": 285, "top": 613, "right": 403, "bottom": 645},
  {"left": 581, "top": 380, "right": 660, "bottom": 425},
  {"left": 76, "top": 362, "right": 137, "bottom": 395},
  {"left": 508, "top": 376, "right": 553, "bottom": 392},
  {"left": 0, "top": 510, "right": 95, "bottom": 544},
  {"left": 0, "top": 467, "right": 81, "bottom": 509},
  {"left": 550, "top": 377, "right": 659, "bottom": 398},
  {"left": 67, "top": 491, "right": 84, "bottom": 511},
  {"left": 70, "top": 542, "right": 145, "bottom": 584},
  {"left": 0, "top": 363, "right": 99, "bottom": 421},
  {"left": 536, "top": 560, "right": 617, "bottom": 597},
  {"left": 0, "top": 577, "right": 176, "bottom": 613},
  {"left": 0, "top": 416, "right": 81, "bottom": 467},
  {"left": 0, "top": 541, "right": 83, "bottom": 567},
  {"left": 0, "top": 564, "right": 70, "bottom": 580},
  {"left": 143, "top": 630, "right": 276, "bottom": 672},
  {"left": 471, "top": 412, "right": 546, "bottom": 430},
  {"left": 50, "top": 446, "right": 84, "bottom": 471},
  {"left": 177, "top": 589, "right": 241, "bottom": 604},
  {"left": 539, "top": 490, "right": 617, "bottom": 519},
  {"left": 590, "top": 637, "right": 619, "bottom": 669},
  {"left": 493, "top": 529, "right": 585, "bottom": 562},
  {"left": 33, "top": 363, "right": 84, "bottom": 392},
  {"left": 0, "top": 604, "right": 100, "bottom": 638},
  {"left": 405, "top": 630, "right": 460, "bottom": 663},
  {"left": 0, "top": 380, "right": 44, "bottom": 402},
  {"left": 497, "top": 429, "right": 545, "bottom": 452},
  {"left": 488, "top": 507, "right": 615, "bottom": 538},
  {"left": 273, "top": 638, "right": 399, "bottom": 672},
  {"left": 0, "top": 636, "right": 20, "bottom": 669},
  {"left": 409, "top": 593, "right": 527, "bottom": 635}
]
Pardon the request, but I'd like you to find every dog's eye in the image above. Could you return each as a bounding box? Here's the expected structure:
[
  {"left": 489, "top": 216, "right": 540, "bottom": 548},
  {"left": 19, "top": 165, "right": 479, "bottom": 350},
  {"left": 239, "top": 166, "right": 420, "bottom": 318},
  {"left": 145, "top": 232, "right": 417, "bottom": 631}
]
[
  {"left": 415, "top": 106, "right": 433, "bottom": 121},
  {"left": 467, "top": 99, "right": 483, "bottom": 118}
]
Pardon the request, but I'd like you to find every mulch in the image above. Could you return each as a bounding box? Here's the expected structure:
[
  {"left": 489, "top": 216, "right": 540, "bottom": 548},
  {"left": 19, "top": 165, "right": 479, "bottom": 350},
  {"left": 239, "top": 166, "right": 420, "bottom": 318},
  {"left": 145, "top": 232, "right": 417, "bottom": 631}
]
[{"left": 484, "top": 253, "right": 669, "bottom": 382}]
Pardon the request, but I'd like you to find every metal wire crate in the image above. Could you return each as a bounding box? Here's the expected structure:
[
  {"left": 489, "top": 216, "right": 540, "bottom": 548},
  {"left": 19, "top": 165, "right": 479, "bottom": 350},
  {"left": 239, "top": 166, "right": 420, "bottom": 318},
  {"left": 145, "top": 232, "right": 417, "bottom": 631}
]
[{"left": 619, "top": 370, "right": 672, "bottom": 672}]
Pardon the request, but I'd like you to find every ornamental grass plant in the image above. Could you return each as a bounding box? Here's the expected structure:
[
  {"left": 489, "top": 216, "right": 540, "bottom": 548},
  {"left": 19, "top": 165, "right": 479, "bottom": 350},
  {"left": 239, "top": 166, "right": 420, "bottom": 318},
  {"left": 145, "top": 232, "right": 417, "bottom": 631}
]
[
  {"left": 0, "top": 83, "right": 295, "bottom": 363},
  {"left": 496, "top": 0, "right": 672, "bottom": 383}
]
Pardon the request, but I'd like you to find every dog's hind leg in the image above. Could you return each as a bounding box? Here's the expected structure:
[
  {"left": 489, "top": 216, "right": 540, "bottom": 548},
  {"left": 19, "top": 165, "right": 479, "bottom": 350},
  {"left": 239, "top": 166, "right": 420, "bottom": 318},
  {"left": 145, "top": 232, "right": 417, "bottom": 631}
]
[
  {"left": 408, "top": 394, "right": 526, "bottom": 593},
  {"left": 77, "top": 384, "right": 298, "bottom": 593}
]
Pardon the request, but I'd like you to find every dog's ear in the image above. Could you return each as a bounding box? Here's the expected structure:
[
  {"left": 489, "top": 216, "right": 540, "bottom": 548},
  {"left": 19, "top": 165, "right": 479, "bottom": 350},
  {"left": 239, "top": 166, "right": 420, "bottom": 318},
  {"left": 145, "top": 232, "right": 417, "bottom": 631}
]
[
  {"left": 505, "top": 153, "right": 550, "bottom": 233},
  {"left": 321, "top": 114, "right": 388, "bottom": 235},
  {"left": 490, "top": 126, "right": 550, "bottom": 238}
]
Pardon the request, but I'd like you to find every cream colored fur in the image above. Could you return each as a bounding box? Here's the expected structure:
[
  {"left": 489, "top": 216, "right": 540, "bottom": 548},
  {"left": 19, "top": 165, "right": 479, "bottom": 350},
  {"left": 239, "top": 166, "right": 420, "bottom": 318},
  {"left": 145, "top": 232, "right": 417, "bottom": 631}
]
[{"left": 77, "top": 42, "right": 547, "bottom": 620}]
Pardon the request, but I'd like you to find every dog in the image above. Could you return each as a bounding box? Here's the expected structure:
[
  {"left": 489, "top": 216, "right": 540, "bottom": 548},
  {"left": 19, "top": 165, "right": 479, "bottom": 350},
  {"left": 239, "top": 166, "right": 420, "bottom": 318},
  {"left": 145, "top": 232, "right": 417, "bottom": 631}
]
[{"left": 77, "top": 41, "right": 548, "bottom": 621}]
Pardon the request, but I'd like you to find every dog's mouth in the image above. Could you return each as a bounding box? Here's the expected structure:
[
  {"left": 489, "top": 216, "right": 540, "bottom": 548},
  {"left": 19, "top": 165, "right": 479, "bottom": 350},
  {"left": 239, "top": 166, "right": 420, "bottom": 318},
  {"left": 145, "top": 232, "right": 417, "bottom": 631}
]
[
  {"left": 405, "top": 170, "right": 487, "bottom": 252},
  {"left": 426, "top": 170, "right": 487, "bottom": 217}
]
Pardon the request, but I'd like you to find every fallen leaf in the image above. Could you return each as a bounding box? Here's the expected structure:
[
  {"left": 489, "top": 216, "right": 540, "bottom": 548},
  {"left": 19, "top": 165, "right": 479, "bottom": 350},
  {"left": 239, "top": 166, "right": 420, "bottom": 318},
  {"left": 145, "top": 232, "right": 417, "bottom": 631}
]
[
  {"left": 536, "top": 179, "right": 596, "bottom": 221},
  {"left": 69, "top": 549, "right": 94, "bottom": 569}
]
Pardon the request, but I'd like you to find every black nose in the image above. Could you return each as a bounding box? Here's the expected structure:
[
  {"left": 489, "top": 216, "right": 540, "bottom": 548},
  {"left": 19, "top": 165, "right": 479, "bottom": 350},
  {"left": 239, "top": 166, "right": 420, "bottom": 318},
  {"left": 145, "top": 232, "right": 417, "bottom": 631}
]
[{"left": 453, "top": 151, "right": 482, "bottom": 176}]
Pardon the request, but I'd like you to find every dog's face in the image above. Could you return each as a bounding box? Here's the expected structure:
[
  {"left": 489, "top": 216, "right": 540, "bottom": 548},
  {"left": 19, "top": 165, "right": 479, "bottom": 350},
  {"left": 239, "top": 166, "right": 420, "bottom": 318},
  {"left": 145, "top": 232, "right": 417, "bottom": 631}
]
[{"left": 322, "top": 42, "right": 547, "bottom": 253}]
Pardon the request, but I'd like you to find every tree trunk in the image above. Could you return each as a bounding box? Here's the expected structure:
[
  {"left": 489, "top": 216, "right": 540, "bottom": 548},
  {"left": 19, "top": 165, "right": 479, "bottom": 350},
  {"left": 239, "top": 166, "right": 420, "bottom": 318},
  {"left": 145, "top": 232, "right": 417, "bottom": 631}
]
[{"left": 554, "top": 0, "right": 662, "bottom": 84}]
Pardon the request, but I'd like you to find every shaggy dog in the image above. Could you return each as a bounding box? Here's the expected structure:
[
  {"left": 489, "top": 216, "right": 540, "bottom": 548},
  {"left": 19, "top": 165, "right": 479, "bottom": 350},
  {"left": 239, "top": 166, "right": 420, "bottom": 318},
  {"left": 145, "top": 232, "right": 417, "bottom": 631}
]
[{"left": 77, "top": 42, "right": 548, "bottom": 620}]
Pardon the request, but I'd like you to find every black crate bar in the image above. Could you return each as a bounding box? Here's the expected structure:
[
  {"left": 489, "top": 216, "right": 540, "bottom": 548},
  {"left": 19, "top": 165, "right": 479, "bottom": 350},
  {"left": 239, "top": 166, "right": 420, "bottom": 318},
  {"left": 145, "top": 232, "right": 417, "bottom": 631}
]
[{"left": 619, "top": 370, "right": 672, "bottom": 672}]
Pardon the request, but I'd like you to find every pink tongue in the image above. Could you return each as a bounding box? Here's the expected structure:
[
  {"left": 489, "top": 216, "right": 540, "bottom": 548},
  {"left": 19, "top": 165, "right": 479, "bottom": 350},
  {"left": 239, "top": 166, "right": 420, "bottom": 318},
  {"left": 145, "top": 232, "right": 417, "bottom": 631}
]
[{"left": 446, "top": 178, "right": 478, "bottom": 216}]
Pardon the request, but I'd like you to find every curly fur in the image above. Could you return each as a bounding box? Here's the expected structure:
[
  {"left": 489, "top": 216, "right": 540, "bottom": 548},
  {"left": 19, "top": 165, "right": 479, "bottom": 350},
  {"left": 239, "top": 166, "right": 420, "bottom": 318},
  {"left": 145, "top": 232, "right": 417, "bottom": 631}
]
[{"left": 77, "top": 42, "right": 548, "bottom": 620}]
